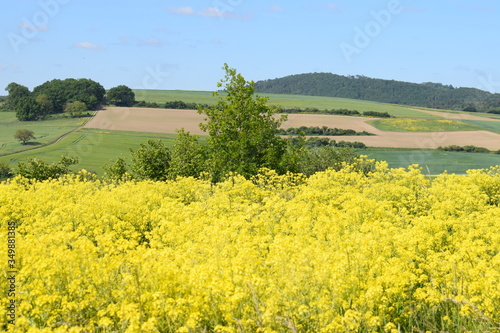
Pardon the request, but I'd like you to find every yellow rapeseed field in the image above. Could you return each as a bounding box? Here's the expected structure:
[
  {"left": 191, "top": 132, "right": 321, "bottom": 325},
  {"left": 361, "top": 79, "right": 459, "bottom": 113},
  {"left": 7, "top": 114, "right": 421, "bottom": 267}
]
[{"left": 1, "top": 162, "right": 499, "bottom": 332}]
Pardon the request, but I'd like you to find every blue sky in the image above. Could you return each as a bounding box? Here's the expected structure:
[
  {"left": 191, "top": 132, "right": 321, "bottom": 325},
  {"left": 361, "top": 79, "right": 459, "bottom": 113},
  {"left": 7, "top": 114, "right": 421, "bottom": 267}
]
[{"left": 1, "top": 0, "right": 499, "bottom": 94}]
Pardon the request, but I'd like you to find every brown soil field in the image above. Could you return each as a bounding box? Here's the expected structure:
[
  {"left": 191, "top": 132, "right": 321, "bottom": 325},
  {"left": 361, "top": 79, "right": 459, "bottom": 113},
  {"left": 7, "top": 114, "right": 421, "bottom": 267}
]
[{"left": 85, "top": 107, "right": 500, "bottom": 150}]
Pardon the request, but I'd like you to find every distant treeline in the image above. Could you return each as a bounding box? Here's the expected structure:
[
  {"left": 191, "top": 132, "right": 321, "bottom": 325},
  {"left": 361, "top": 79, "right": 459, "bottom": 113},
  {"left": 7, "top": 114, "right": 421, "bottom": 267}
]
[
  {"left": 255, "top": 73, "right": 500, "bottom": 112},
  {"left": 134, "top": 100, "right": 211, "bottom": 109},
  {"left": 277, "top": 126, "right": 374, "bottom": 136},
  {"left": 279, "top": 107, "right": 393, "bottom": 118},
  {"left": 438, "top": 145, "right": 498, "bottom": 154},
  {"left": 288, "top": 137, "right": 367, "bottom": 149}
]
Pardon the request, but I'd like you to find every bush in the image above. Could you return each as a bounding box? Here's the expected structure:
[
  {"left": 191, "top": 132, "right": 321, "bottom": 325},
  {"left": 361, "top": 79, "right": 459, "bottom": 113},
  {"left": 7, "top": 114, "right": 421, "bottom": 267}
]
[
  {"left": 438, "top": 145, "right": 490, "bottom": 153},
  {"left": 0, "top": 161, "right": 13, "bottom": 181},
  {"left": 277, "top": 126, "right": 374, "bottom": 136},
  {"left": 17, "top": 156, "right": 78, "bottom": 181},
  {"left": 64, "top": 101, "right": 87, "bottom": 117},
  {"left": 362, "top": 111, "right": 392, "bottom": 118}
]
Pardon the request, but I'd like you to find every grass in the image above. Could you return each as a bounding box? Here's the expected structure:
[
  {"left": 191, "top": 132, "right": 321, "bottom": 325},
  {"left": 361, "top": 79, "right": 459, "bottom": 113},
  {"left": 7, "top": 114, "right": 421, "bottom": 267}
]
[
  {"left": 0, "top": 128, "right": 179, "bottom": 175},
  {"left": 0, "top": 112, "right": 86, "bottom": 156},
  {"left": 369, "top": 118, "right": 483, "bottom": 132},
  {"left": 363, "top": 149, "right": 500, "bottom": 174},
  {"left": 133, "top": 89, "right": 436, "bottom": 118},
  {"left": 458, "top": 119, "right": 500, "bottom": 133}
]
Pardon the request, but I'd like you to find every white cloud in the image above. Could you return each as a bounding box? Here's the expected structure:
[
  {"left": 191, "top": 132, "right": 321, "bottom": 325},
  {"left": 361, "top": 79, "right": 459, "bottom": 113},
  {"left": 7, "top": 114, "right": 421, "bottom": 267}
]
[
  {"left": 200, "top": 7, "right": 225, "bottom": 17},
  {"left": 167, "top": 6, "right": 251, "bottom": 20},
  {"left": 167, "top": 6, "right": 195, "bottom": 15},
  {"left": 74, "top": 42, "right": 105, "bottom": 50}
]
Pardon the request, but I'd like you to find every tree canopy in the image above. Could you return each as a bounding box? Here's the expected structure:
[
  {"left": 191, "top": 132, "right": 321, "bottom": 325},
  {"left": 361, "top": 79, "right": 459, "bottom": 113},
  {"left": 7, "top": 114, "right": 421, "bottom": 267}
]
[
  {"left": 14, "top": 129, "right": 35, "bottom": 145},
  {"left": 198, "top": 64, "right": 288, "bottom": 181},
  {"left": 6, "top": 78, "right": 105, "bottom": 121},
  {"left": 107, "top": 85, "right": 135, "bottom": 107}
]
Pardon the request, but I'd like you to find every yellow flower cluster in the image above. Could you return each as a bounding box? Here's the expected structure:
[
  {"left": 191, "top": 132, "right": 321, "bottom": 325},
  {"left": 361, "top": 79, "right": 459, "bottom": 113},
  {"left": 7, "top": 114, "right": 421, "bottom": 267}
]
[{"left": 1, "top": 164, "right": 499, "bottom": 332}]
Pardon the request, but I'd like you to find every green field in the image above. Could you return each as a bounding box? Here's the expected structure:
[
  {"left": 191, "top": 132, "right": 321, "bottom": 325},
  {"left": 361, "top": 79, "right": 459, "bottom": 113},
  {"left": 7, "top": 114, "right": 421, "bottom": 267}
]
[
  {"left": 0, "top": 112, "right": 86, "bottom": 156},
  {"left": 369, "top": 118, "right": 483, "bottom": 132},
  {"left": 133, "top": 89, "right": 434, "bottom": 118},
  {"left": 458, "top": 119, "right": 500, "bottom": 133},
  {"left": 2, "top": 127, "right": 498, "bottom": 176},
  {"left": 0, "top": 128, "right": 178, "bottom": 175},
  {"left": 364, "top": 149, "right": 500, "bottom": 174},
  {"left": 2, "top": 90, "right": 500, "bottom": 176}
]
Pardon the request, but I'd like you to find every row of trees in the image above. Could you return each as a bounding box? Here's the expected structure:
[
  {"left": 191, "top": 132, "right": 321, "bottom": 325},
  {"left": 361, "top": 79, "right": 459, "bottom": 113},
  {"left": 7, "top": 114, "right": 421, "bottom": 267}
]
[
  {"left": 277, "top": 126, "right": 374, "bottom": 136},
  {"left": 279, "top": 107, "right": 393, "bottom": 118},
  {"left": 255, "top": 73, "right": 500, "bottom": 112},
  {"left": 4, "top": 80, "right": 135, "bottom": 121}
]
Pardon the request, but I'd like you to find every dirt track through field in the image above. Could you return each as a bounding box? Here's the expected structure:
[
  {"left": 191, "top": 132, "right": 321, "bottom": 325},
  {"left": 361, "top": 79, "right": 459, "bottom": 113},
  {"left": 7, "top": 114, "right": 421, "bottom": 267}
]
[{"left": 85, "top": 107, "right": 500, "bottom": 150}]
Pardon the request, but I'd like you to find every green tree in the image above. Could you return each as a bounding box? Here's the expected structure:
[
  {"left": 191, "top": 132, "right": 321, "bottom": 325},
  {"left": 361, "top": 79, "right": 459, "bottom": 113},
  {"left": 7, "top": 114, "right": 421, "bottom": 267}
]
[
  {"left": 130, "top": 140, "right": 171, "bottom": 181},
  {"left": 64, "top": 101, "right": 87, "bottom": 117},
  {"left": 14, "top": 129, "right": 36, "bottom": 145},
  {"left": 15, "top": 96, "right": 42, "bottom": 121},
  {"left": 198, "top": 64, "right": 288, "bottom": 181},
  {"left": 5, "top": 82, "right": 31, "bottom": 110},
  {"left": 107, "top": 85, "right": 135, "bottom": 107},
  {"left": 169, "top": 129, "right": 207, "bottom": 179},
  {"left": 0, "top": 161, "right": 13, "bottom": 181},
  {"left": 33, "top": 78, "right": 105, "bottom": 113},
  {"left": 35, "top": 94, "right": 53, "bottom": 119},
  {"left": 298, "top": 146, "right": 356, "bottom": 176},
  {"left": 17, "top": 156, "right": 78, "bottom": 181},
  {"left": 103, "top": 157, "right": 130, "bottom": 181}
]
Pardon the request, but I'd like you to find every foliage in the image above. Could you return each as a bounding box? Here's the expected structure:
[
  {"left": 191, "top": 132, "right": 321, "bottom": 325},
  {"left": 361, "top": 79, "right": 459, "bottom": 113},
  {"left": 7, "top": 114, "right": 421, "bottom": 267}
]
[
  {"left": 130, "top": 140, "right": 171, "bottom": 181},
  {"left": 17, "top": 155, "right": 78, "bottom": 181},
  {"left": 107, "top": 85, "right": 135, "bottom": 107},
  {"left": 277, "top": 126, "right": 374, "bottom": 136},
  {"left": 1, "top": 165, "right": 500, "bottom": 332},
  {"left": 102, "top": 157, "right": 130, "bottom": 182},
  {"left": 5, "top": 82, "right": 30, "bottom": 110},
  {"left": 14, "top": 129, "right": 35, "bottom": 145},
  {"left": 0, "top": 161, "right": 13, "bottom": 180},
  {"left": 64, "top": 101, "right": 87, "bottom": 117},
  {"left": 169, "top": 129, "right": 207, "bottom": 179},
  {"left": 198, "top": 64, "right": 288, "bottom": 181},
  {"left": 7, "top": 79, "right": 105, "bottom": 120},
  {"left": 362, "top": 111, "right": 392, "bottom": 118},
  {"left": 32, "top": 78, "right": 105, "bottom": 112},
  {"left": 255, "top": 72, "right": 500, "bottom": 112},
  {"left": 34, "top": 94, "right": 53, "bottom": 119},
  {"left": 297, "top": 146, "right": 357, "bottom": 175},
  {"left": 14, "top": 96, "right": 42, "bottom": 121},
  {"left": 438, "top": 145, "right": 491, "bottom": 153}
]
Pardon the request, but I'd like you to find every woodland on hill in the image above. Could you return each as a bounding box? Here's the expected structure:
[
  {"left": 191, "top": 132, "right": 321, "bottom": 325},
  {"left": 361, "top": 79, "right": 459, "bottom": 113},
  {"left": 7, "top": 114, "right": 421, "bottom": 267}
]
[{"left": 254, "top": 73, "right": 500, "bottom": 112}]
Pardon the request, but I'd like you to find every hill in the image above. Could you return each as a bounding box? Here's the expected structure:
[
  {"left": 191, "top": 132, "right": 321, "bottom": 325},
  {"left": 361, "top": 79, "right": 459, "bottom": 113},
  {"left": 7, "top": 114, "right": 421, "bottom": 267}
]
[{"left": 254, "top": 73, "right": 500, "bottom": 112}]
